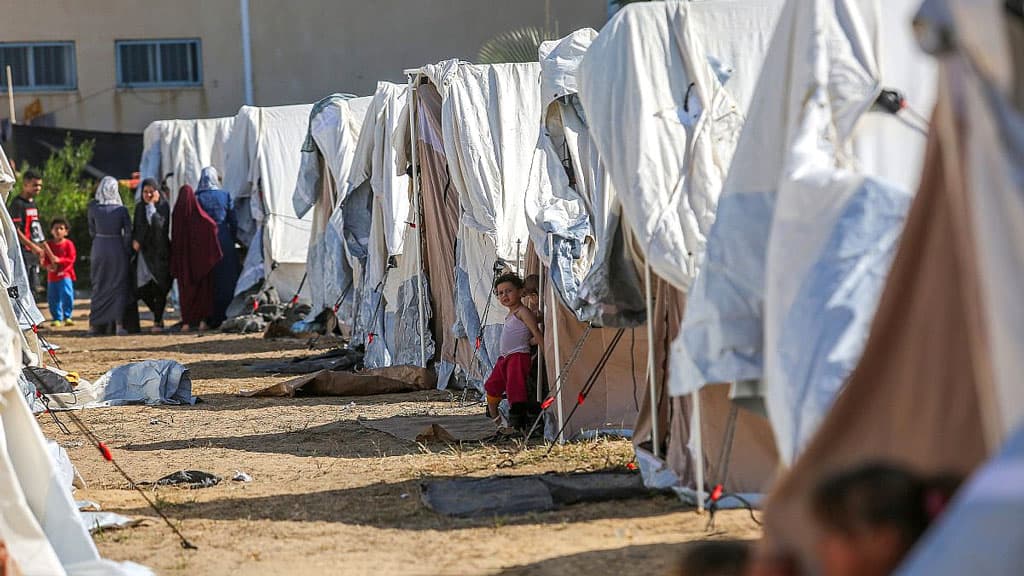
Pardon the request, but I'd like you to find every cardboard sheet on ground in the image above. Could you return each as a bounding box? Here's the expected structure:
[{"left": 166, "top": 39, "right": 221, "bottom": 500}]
[
  {"left": 421, "top": 472, "right": 649, "bottom": 518},
  {"left": 360, "top": 414, "right": 495, "bottom": 443},
  {"left": 240, "top": 365, "right": 435, "bottom": 397}
]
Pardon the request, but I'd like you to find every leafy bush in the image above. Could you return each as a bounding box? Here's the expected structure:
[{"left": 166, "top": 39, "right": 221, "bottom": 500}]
[{"left": 12, "top": 136, "right": 135, "bottom": 289}]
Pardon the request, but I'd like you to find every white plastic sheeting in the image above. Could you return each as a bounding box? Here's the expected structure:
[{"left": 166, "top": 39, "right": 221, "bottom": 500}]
[
  {"left": 224, "top": 104, "right": 314, "bottom": 302},
  {"left": 674, "top": 0, "right": 937, "bottom": 463},
  {"left": 0, "top": 321, "right": 152, "bottom": 576},
  {"left": 577, "top": 0, "right": 785, "bottom": 293},
  {"left": 293, "top": 95, "right": 372, "bottom": 318},
  {"left": 344, "top": 83, "right": 433, "bottom": 368},
  {"left": 138, "top": 117, "right": 234, "bottom": 209},
  {"left": 419, "top": 61, "right": 544, "bottom": 384},
  {"left": 0, "top": 144, "right": 44, "bottom": 356}
]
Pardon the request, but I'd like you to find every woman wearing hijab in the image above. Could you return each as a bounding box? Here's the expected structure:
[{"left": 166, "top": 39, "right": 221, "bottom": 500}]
[
  {"left": 87, "top": 176, "right": 132, "bottom": 335},
  {"left": 170, "top": 184, "right": 222, "bottom": 332},
  {"left": 194, "top": 166, "right": 241, "bottom": 328},
  {"left": 132, "top": 178, "right": 172, "bottom": 332}
]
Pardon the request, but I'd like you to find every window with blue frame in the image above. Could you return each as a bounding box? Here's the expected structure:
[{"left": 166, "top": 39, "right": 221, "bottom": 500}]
[
  {"left": 0, "top": 42, "right": 77, "bottom": 91},
  {"left": 116, "top": 39, "right": 201, "bottom": 88}
]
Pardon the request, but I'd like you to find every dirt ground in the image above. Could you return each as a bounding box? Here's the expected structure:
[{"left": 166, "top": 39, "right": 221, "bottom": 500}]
[{"left": 35, "top": 303, "right": 761, "bottom": 576}]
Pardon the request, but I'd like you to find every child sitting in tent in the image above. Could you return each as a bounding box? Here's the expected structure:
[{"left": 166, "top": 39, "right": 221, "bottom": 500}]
[
  {"left": 810, "top": 463, "right": 961, "bottom": 576},
  {"left": 521, "top": 274, "right": 541, "bottom": 316},
  {"left": 485, "top": 273, "right": 543, "bottom": 428}
]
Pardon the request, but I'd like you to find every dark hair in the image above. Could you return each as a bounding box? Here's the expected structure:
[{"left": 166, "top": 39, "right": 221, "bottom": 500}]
[
  {"left": 494, "top": 272, "right": 524, "bottom": 290},
  {"left": 522, "top": 274, "right": 540, "bottom": 290},
  {"left": 22, "top": 169, "right": 41, "bottom": 182},
  {"left": 677, "top": 540, "right": 751, "bottom": 576},
  {"left": 812, "top": 463, "right": 961, "bottom": 548},
  {"left": 50, "top": 217, "right": 69, "bottom": 231},
  {"left": 141, "top": 178, "right": 159, "bottom": 190}
]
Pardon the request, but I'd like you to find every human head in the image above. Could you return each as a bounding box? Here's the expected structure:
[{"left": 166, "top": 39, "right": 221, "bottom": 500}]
[
  {"left": 50, "top": 218, "right": 69, "bottom": 240},
  {"left": 494, "top": 272, "right": 524, "bottom": 309},
  {"left": 141, "top": 178, "right": 161, "bottom": 204},
  {"left": 94, "top": 176, "right": 123, "bottom": 206},
  {"left": 21, "top": 170, "right": 42, "bottom": 199},
  {"left": 675, "top": 540, "right": 750, "bottom": 576},
  {"left": 811, "top": 463, "right": 961, "bottom": 576},
  {"left": 196, "top": 166, "right": 220, "bottom": 192},
  {"left": 522, "top": 274, "right": 540, "bottom": 296}
]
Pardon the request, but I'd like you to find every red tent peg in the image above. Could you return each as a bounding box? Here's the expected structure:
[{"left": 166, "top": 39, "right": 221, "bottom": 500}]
[
  {"left": 97, "top": 442, "right": 113, "bottom": 462},
  {"left": 474, "top": 337, "right": 481, "bottom": 350},
  {"left": 541, "top": 397, "right": 555, "bottom": 410},
  {"left": 577, "top": 393, "right": 585, "bottom": 405},
  {"left": 626, "top": 462, "right": 638, "bottom": 471},
  {"left": 367, "top": 333, "right": 375, "bottom": 344},
  {"left": 252, "top": 299, "right": 259, "bottom": 312},
  {"left": 710, "top": 483, "right": 724, "bottom": 502}
]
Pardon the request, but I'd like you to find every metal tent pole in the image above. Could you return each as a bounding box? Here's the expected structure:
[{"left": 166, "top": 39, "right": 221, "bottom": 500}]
[
  {"left": 689, "top": 251, "right": 705, "bottom": 512},
  {"left": 549, "top": 234, "right": 565, "bottom": 443},
  {"left": 644, "top": 262, "right": 660, "bottom": 458},
  {"left": 406, "top": 72, "right": 427, "bottom": 368}
]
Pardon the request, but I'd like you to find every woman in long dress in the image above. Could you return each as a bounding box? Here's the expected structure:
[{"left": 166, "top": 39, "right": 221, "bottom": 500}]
[
  {"left": 194, "top": 167, "right": 240, "bottom": 328},
  {"left": 87, "top": 176, "right": 132, "bottom": 335},
  {"left": 170, "top": 184, "right": 222, "bottom": 332},
  {"left": 132, "top": 178, "right": 172, "bottom": 332}
]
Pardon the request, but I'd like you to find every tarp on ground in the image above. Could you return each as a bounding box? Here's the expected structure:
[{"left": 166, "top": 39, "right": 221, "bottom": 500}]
[
  {"left": 292, "top": 94, "right": 372, "bottom": 324},
  {"left": 673, "top": 0, "right": 937, "bottom": 463},
  {"left": 224, "top": 104, "right": 314, "bottom": 303},
  {"left": 0, "top": 312, "right": 152, "bottom": 576},
  {"left": 762, "top": 2, "right": 1024, "bottom": 566},
  {"left": 138, "top": 116, "right": 234, "bottom": 209},
  {"left": 344, "top": 83, "right": 433, "bottom": 368},
  {"left": 239, "top": 365, "right": 435, "bottom": 397}
]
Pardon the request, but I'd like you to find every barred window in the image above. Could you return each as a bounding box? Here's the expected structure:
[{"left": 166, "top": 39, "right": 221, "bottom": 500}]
[
  {"left": 116, "top": 39, "right": 201, "bottom": 88},
  {"left": 0, "top": 42, "right": 76, "bottom": 91}
]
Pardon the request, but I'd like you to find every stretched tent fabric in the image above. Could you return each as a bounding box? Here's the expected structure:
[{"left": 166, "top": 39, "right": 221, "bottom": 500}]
[
  {"left": 138, "top": 117, "right": 234, "bottom": 210},
  {"left": 0, "top": 321, "right": 152, "bottom": 575},
  {"left": 344, "top": 83, "right": 433, "bottom": 368},
  {"left": 293, "top": 95, "right": 371, "bottom": 320},
  {"left": 673, "top": 0, "right": 937, "bottom": 463},
  {"left": 224, "top": 104, "right": 314, "bottom": 303},
  {"left": 577, "top": 0, "right": 784, "bottom": 294},
  {"left": 759, "top": 53, "right": 1013, "bottom": 569},
  {"left": 0, "top": 144, "right": 44, "bottom": 361}
]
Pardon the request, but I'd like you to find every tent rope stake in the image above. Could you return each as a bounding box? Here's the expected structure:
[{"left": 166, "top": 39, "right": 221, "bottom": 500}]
[{"left": 23, "top": 369, "right": 198, "bottom": 550}]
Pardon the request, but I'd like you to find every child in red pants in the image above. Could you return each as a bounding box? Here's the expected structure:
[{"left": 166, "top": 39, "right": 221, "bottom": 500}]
[{"left": 485, "top": 273, "right": 544, "bottom": 426}]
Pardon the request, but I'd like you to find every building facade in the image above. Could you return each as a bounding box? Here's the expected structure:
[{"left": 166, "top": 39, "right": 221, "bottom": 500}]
[{"left": 1, "top": 0, "right": 606, "bottom": 133}]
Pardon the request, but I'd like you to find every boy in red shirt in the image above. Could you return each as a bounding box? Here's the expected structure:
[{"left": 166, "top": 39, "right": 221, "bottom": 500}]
[{"left": 41, "top": 218, "right": 77, "bottom": 327}]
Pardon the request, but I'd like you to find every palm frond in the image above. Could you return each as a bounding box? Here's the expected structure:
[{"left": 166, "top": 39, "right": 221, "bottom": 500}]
[{"left": 477, "top": 26, "right": 557, "bottom": 64}]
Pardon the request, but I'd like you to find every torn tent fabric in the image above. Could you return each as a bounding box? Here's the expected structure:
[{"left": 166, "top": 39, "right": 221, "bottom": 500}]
[
  {"left": 224, "top": 104, "right": 314, "bottom": 303},
  {"left": 344, "top": 82, "right": 433, "bottom": 368},
  {"left": 138, "top": 117, "right": 234, "bottom": 210},
  {"left": 577, "top": 0, "right": 784, "bottom": 294},
  {"left": 292, "top": 94, "right": 371, "bottom": 321},
  {"left": 673, "top": 0, "right": 937, "bottom": 463}
]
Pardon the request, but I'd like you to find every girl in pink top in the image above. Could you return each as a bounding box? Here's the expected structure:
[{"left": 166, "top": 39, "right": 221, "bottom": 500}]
[{"left": 485, "top": 273, "right": 544, "bottom": 425}]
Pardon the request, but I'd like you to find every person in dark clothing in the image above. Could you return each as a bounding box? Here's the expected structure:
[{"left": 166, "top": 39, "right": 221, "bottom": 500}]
[
  {"left": 9, "top": 170, "right": 45, "bottom": 299},
  {"left": 87, "top": 176, "right": 132, "bottom": 335},
  {"left": 132, "top": 178, "right": 172, "bottom": 332},
  {"left": 170, "top": 184, "right": 222, "bottom": 332},
  {"left": 194, "top": 167, "right": 240, "bottom": 328}
]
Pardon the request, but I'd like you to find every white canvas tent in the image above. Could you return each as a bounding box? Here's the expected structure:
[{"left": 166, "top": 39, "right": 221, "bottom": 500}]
[
  {"left": 137, "top": 117, "right": 235, "bottom": 208},
  {"left": 573, "top": 1, "right": 784, "bottom": 494},
  {"left": 224, "top": 104, "right": 315, "bottom": 303},
  {"left": 672, "top": 0, "right": 938, "bottom": 463}
]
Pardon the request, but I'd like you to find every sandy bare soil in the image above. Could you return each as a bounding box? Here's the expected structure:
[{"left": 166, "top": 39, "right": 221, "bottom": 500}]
[{"left": 35, "top": 303, "right": 761, "bottom": 576}]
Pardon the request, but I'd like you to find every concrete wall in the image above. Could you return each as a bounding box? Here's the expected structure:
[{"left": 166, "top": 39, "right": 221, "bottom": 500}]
[
  {"left": 1, "top": 0, "right": 245, "bottom": 133},
  {"left": 1, "top": 0, "right": 606, "bottom": 133},
  {"left": 248, "top": 0, "right": 608, "bottom": 104}
]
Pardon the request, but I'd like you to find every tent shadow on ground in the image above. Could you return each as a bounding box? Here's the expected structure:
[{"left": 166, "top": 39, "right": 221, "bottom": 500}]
[
  {"left": 117, "top": 476, "right": 684, "bottom": 531},
  {"left": 122, "top": 419, "right": 424, "bottom": 459},
  {"left": 83, "top": 335, "right": 324, "bottom": 357},
  {"left": 159, "top": 391, "right": 454, "bottom": 412},
  {"left": 494, "top": 543, "right": 688, "bottom": 576}
]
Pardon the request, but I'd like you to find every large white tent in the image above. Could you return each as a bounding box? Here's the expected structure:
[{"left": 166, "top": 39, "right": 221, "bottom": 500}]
[
  {"left": 672, "top": 0, "right": 937, "bottom": 463},
  {"left": 138, "top": 117, "right": 235, "bottom": 208},
  {"left": 224, "top": 104, "right": 315, "bottom": 303}
]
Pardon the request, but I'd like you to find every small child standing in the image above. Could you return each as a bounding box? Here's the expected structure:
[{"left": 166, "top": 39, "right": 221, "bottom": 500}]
[
  {"left": 485, "top": 273, "right": 544, "bottom": 426},
  {"left": 42, "top": 218, "right": 77, "bottom": 327}
]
